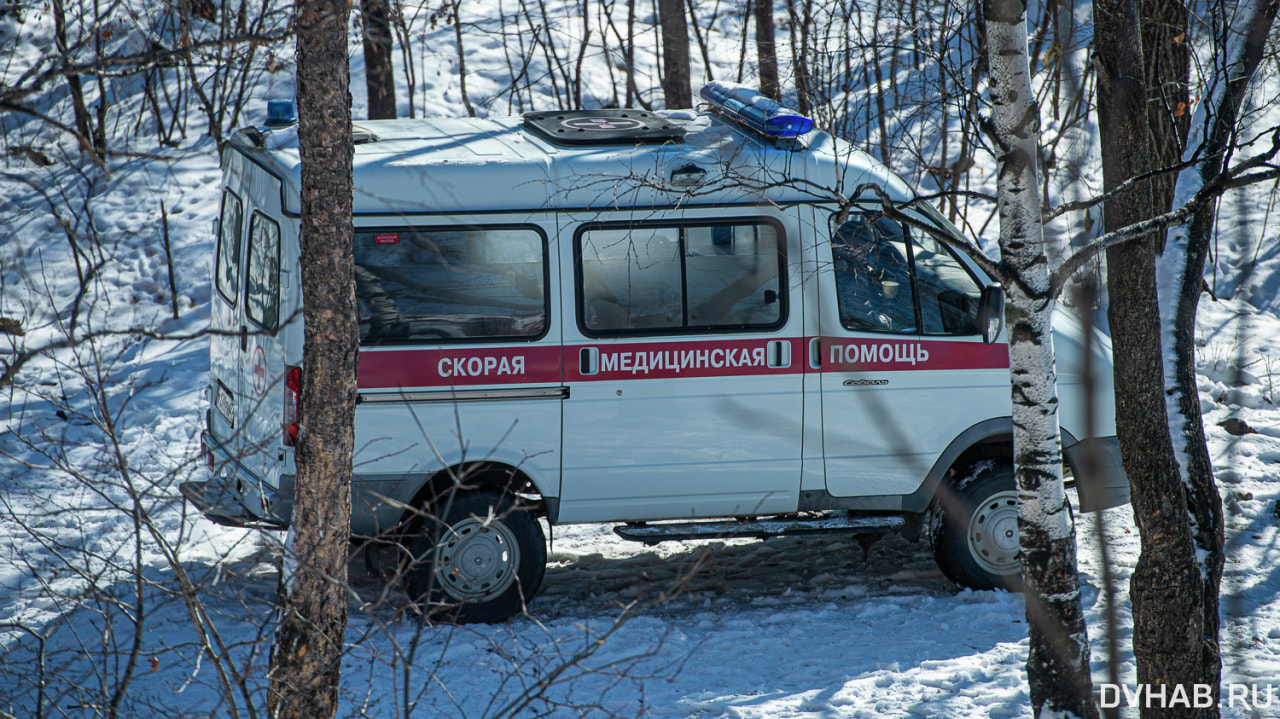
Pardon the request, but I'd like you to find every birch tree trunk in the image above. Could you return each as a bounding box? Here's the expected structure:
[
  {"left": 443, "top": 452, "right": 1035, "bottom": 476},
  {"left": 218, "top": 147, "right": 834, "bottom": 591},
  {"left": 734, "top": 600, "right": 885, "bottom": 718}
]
[
  {"left": 1156, "top": 0, "right": 1279, "bottom": 711},
  {"left": 267, "top": 0, "right": 357, "bottom": 715},
  {"left": 982, "top": 2, "right": 1097, "bottom": 716},
  {"left": 1094, "top": 1, "right": 1208, "bottom": 715}
]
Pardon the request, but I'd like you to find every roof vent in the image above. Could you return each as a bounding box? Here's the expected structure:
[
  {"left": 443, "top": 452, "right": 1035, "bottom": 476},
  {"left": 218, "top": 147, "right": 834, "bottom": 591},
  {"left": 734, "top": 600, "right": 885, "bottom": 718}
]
[{"left": 522, "top": 110, "right": 685, "bottom": 146}]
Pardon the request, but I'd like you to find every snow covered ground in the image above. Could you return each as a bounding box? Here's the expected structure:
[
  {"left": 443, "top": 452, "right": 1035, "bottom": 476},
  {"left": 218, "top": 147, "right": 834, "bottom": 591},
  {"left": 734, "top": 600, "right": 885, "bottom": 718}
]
[{"left": 3, "top": 1, "right": 1280, "bottom": 717}]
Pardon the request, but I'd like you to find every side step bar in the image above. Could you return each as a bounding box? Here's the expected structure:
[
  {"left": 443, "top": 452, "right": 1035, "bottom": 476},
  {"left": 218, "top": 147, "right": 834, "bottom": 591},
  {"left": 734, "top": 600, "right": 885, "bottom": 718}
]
[{"left": 614, "top": 513, "right": 908, "bottom": 545}]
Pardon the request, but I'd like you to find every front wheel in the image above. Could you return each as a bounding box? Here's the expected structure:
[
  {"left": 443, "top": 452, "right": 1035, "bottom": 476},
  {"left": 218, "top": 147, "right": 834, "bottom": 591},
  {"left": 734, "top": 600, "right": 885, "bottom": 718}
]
[
  {"left": 930, "top": 461, "right": 1021, "bottom": 591},
  {"left": 402, "top": 489, "right": 546, "bottom": 623}
]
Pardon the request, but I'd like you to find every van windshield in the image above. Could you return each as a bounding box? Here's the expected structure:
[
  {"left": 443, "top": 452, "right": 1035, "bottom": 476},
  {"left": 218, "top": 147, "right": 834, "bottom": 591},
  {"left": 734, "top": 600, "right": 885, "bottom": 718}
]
[{"left": 352, "top": 226, "right": 546, "bottom": 344}]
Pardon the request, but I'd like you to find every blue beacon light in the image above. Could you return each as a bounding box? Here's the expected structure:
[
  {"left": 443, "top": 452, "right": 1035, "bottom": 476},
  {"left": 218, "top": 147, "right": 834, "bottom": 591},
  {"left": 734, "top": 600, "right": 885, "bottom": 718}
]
[
  {"left": 266, "top": 99, "right": 297, "bottom": 126},
  {"left": 698, "top": 82, "right": 814, "bottom": 139}
]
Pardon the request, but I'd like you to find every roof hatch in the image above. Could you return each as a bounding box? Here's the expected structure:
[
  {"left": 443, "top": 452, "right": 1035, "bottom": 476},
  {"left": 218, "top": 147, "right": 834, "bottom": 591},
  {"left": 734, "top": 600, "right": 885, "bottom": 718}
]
[{"left": 522, "top": 109, "right": 685, "bottom": 146}]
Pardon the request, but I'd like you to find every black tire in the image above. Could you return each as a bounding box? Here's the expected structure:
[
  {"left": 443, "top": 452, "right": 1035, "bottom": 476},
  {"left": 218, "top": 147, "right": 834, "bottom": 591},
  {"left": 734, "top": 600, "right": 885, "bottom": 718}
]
[
  {"left": 930, "top": 461, "right": 1022, "bottom": 591},
  {"left": 402, "top": 489, "right": 546, "bottom": 623}
]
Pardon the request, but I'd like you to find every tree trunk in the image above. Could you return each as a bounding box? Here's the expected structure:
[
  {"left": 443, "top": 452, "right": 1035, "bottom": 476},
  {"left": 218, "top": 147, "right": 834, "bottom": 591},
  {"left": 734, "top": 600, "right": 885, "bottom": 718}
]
[
  {"left": 1094, "top": 2, "right": 1208, "bottom": 716},
  {"left": 785, "top": 0, "right": 813, "bottom": 114},
  {"left": 1140, "top": 0, "right": 1190, "bottom": 219},
  {"left": 754, "top": 0, "right": 780, "bottom": 100},
  {"left": 624, "top": 0, "right": 638, "bottom": 107},
  {"left": 267, "top": 0, "right": 356, "bottom": 715},
  {"left": 982, "top": 2, "right": 1097, "bottom": 716},
  {"left": 1156, "top": 0, "right": 1279, "bottom": 711},
  {"left": 361, "top": 0, "right": 396, "bottom": 119},
  {"left": 657, "top": 0, "right": 693, "bottom": 108},
  {"left": 452, "top": 0, "right": 474, "bottom": 117},
  {"left": 52, "top": 0, "right": 102, "bottom": 162}
]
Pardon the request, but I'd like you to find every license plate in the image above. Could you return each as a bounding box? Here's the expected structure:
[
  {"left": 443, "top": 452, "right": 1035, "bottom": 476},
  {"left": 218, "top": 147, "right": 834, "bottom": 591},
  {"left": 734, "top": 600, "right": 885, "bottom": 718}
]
[{"left": 214, "top": 381, "right": 235, "bottom": 427}]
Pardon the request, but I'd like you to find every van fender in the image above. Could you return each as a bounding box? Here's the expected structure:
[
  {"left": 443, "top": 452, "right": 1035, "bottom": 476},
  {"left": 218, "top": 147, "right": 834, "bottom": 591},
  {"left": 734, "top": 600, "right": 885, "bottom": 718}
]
[
  {"left": 907, "top": 420, "right": 1129, "bottom": 513},
  {"left": 799, "top": 419, "right": 1116, "bottom": 515},
  {"left": 902, "top": 417, "right": 1018, "bottom": 513},
  {"left": 377, "top": 461, "right": 555, "bottom": 538},
  {"left": 799, "top": 418, "right": 1016, "bottom": 514}
]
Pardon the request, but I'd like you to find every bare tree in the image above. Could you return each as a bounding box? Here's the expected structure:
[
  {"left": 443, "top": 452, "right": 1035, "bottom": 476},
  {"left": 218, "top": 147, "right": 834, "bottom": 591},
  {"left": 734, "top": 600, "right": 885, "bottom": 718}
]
[
  {"left": 658, "top": 0, "right": 694, "bottom": 108},
  {"left": 50, "top": 0, "right": 101, "bottom": 160},
  {"left": 1141, "top": 0, "right": 1191, "bottom": 218},
  {"left": 361, "top": 0, "right": 397, "bottom": 119},
  {"left": 1156, "top": 0, "right": 1280, "bottom": 713},
  {"left": 753, "top": 0, "right": 780, "bottom": 100},
  {"left": 1095, "top": 1, "right": 1218, "bottom": 715},
  {"left": 266, "top": 0, "right": 357, "bottom": 715},
  {"left": 785, "top": 0, "right": 814, "bottom": 114},
  {"left": 982, "top": 0, "right": 1097, "bottom": 716}
]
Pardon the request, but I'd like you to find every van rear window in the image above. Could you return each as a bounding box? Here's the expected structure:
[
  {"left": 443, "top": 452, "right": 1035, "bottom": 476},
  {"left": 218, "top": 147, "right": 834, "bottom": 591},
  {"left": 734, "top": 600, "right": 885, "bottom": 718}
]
[
  {"left": 353, "top": 226, "right": 547, "bottom": 344},
  {"left": 215, "top": 190, "right": 243, "bottom": 306},
  {"left": 245, "top": 212, "right": 281, "bottom": 330}
]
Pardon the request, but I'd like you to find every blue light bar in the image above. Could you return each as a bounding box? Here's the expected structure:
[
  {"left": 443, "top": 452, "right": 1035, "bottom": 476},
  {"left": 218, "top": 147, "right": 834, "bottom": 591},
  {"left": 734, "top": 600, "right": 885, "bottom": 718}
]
[
  {"left": 266, "top": 99, "right": 296, "bottom": 126},
  {"left": 699, "top": 81, "right": 814, "bottom": 139}
]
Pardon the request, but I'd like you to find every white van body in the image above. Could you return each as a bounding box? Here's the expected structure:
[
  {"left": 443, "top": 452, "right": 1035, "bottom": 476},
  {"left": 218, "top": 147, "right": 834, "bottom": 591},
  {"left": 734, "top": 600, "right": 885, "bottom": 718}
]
[{"left": 184, "top": 88, "right": 1128, "bottom": 622}]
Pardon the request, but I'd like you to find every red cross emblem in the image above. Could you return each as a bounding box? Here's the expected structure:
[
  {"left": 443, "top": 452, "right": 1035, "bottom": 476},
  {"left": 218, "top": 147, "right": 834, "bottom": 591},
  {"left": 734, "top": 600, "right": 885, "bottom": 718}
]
[{"left": 251, "top": 346, "right": 268, "bottom": 396}]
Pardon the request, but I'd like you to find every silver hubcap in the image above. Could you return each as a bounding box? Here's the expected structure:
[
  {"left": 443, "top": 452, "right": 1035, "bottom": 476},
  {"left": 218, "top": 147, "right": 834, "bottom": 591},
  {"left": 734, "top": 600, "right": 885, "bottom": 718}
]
[
  {"left": 434, "top": 516, "right": 520, "bottom": 602},
  {"left": 968, "top": 490, "right": 1020, "bottom": 575}
]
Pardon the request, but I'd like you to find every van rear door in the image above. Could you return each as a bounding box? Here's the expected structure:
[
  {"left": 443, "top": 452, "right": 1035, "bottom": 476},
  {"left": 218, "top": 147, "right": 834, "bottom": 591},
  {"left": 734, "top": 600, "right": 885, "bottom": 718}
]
[
  {"left": 558, "top": 209, "right": 805, "bottom": 523},
  {"left": 206, "top": 154, "right": 290, "bottom": 509},
  {"left": 237, "top": 205, "right": 288, "bottom": 488},
  {"left": 209, "top": 187, "right": 245, "bottom": 459}
]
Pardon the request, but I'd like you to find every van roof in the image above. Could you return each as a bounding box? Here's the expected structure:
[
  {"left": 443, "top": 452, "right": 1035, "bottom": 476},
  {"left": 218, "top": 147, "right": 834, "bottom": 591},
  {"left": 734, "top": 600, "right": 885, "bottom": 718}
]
[{"left": 228, "top": 110, "right": 914, "bottom": 216}]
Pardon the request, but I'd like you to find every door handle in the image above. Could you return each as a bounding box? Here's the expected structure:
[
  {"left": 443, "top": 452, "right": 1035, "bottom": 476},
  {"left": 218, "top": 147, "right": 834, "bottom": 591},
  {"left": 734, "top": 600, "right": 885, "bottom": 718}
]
[
  {"left": 579, "top": 347, "right": 599, "bottom": 375},
  {"left": 240, "top": 326, "right": 248, "bottom": 352},
  {"left": 767, "top": 340, "right": 791, "bottom": 368}
]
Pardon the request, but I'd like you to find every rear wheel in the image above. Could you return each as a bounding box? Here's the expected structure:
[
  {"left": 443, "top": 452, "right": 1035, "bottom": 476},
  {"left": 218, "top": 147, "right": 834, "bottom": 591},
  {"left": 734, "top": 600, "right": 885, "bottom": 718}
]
[
  {"left": 403, "top": 489, "right": 546, "bottom": 623},
  {"left": 930, "top": 461, "right": 1021, "bottom": 591}
]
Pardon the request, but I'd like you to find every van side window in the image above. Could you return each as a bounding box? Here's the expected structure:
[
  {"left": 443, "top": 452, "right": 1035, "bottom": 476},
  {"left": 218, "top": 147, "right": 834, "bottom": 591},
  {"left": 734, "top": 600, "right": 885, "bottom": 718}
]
[
  {"left": 578, "top": 221, "right": 783, "bottom": 334},
  {"left": 831, "top": 213, "right": 983, "bottom": 335},
  {"left": 352, "top": 227, "right": 546, "bottom": 344},
  {"left": 245, "top": 212, "right": 281, "bottom": 330},
  {"left": 831, "top": 215, "right": 917, "bottom": 333},
  {"left": 215, "top": 191, "right": 243, "bottom": 306}
]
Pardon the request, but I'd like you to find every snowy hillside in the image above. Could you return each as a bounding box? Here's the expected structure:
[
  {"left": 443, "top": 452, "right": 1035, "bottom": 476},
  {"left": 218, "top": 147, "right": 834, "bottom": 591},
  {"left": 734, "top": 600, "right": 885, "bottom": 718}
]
[{"left": 3, "top": 1, "right": 1280, "bottom": 717}]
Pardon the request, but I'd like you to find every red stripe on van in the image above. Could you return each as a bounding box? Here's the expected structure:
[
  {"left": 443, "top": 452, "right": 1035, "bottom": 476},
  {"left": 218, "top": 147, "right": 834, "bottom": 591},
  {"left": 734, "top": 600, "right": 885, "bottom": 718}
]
[
  {"left": 357, "top": 337, "right": 1007, "bottom": 389},
  {"left": 358, "top": 346, "right": 562, "bottom": 388},
  {"left": 819, "top": 337, "right": 1008, "bottom": 372}
]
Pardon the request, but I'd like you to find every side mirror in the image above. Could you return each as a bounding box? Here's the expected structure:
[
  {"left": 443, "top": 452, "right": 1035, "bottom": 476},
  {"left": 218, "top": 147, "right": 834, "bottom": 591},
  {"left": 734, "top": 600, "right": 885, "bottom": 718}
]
[{"left": 978, "top": 282, "right": 1004, "bottom": 344}]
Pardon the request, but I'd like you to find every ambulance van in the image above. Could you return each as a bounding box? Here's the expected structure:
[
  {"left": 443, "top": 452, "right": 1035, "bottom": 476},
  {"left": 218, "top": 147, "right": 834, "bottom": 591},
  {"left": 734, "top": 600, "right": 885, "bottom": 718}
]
[{"left": 182, "top": 83, "right": 1129, "bottom": 622}]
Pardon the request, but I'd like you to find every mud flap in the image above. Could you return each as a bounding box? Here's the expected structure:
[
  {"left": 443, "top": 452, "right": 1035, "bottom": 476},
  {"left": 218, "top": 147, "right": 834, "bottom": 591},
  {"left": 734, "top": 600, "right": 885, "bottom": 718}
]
[
  {"left": 180, "top": 480, "right": 286, "bottom": 530},
  {"left": 1063, "top": 436, "right": 1131, "bottom": 512}
]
